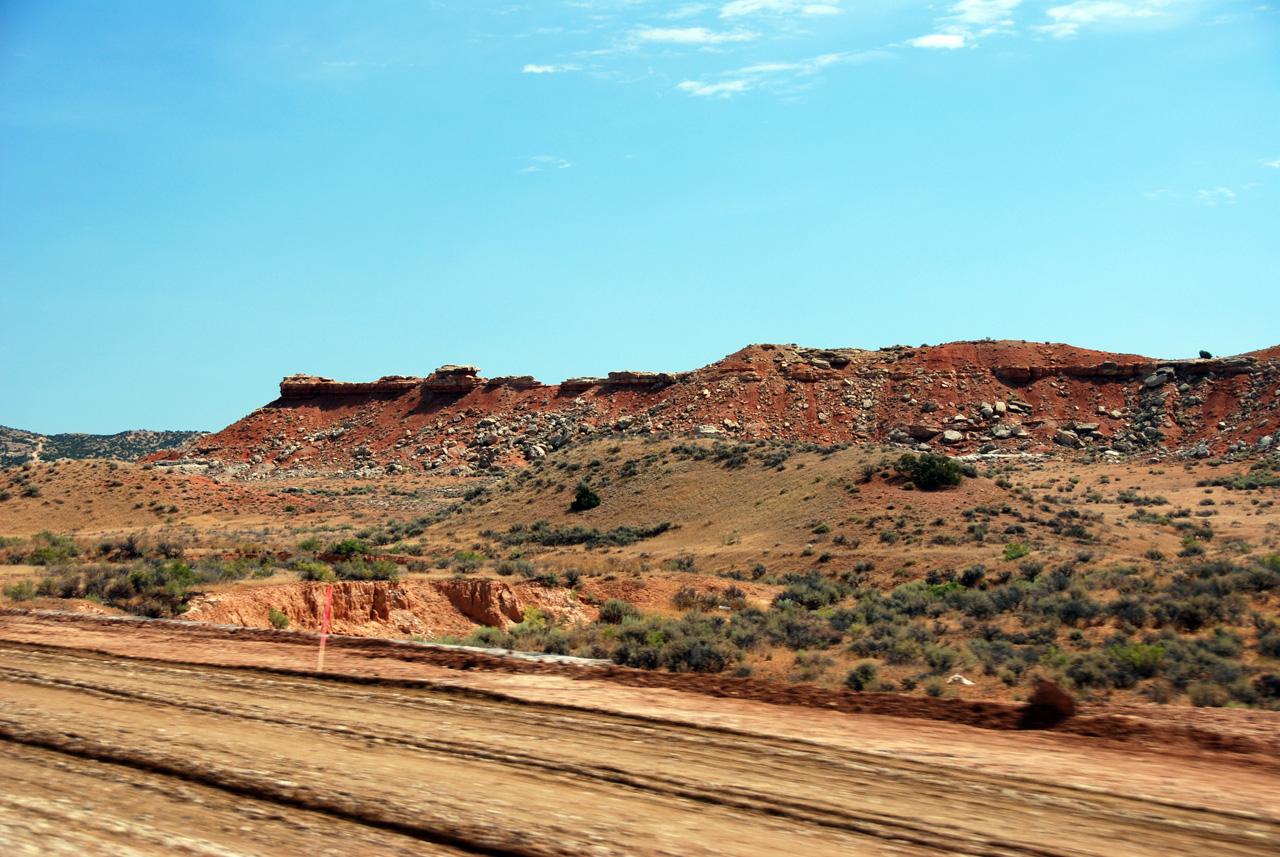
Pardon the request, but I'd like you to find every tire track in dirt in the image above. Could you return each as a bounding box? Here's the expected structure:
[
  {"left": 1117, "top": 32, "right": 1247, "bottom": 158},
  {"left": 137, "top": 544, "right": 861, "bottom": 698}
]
[
  {"left": 4, "top": 647, "right": 1272, "bottom": 848},
  {"left": 6, "top": 608, "right": 1279, "bottom": 763},
  {"left": 2, "top": 644, "right": 1277, "bottom": 856}
]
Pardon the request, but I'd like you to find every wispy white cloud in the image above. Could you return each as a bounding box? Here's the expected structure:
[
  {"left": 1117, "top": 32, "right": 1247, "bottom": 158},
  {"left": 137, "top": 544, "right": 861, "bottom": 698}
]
[
  {"left": 1196, "top": 186, "right": 1237, "bottom": 205},
  {"left": 675, "top": 49, "right": 885, "bottom": 97},
  {"left": 908, "top": 0, "right": 1021, "bottom": 52},
  {"left": 909, "top": 33, "right": 967, "bottom": 48},
  {"left": 1265, "top": 158, "right": 1280, "bottom": 169},
  {"left": 1034, "top": 0, "right": 1166, "bottom": 38},
  {"left": 677, "top": 78, "right": 753, "bottom": 96},
  {"left": 519, "top": 155, "right": 572, "bottom": 173},
  {"left": 948, "top": 0, "right": 1024, "bottom": 34},
  {"left": 739, "top": 51, "right": 850, "bottom": 73},
  {"left": 522, "top": 63, "right": 580, "bottom": 73},
  {"left": 720, "top": 0, "right": 841, "bottom": 17},
  {"left": 668, "top": 3, "right": 713, "bottom": 18},
  {"left": 633, "top": 26, "right": 757, "bottom": 44}
]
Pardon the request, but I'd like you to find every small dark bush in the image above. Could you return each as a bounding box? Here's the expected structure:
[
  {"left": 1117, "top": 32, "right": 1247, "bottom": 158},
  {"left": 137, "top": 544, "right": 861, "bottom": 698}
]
[
  {"left": 599, "top": 598, "right": 637, "bottom": 624},
  {"left": 570, "top": 481, "right": 601, "bottom": 512},
  {"left": 845, "top": 660, "right": 880, "bottom": 691}
]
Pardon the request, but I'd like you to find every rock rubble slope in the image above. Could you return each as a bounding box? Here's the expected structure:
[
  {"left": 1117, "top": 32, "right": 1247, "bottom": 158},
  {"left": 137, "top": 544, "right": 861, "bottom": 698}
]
[{"left": 147, "top": 341, "right": 1280, "bottom": 479}]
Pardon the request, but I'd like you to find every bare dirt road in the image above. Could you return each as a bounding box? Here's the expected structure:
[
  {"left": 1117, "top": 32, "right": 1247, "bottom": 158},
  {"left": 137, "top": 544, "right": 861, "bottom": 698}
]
[{"left": 1, "top": 611, "right": 1278, "bottom": 856}]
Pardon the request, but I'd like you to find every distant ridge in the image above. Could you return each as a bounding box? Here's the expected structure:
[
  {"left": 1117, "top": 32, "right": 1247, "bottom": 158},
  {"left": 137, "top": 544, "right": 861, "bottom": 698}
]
[
  {"left": 0, "top": 425, "right": 207, "bottom": 468},
  {"left": 144, "top": 340, "right": 1280, "bottom": 480}
]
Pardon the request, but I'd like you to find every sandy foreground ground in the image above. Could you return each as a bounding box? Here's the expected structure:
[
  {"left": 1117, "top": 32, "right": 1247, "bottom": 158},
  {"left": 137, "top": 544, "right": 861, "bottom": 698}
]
[{"left": 0, "top": 610, "right": 1278, "bottom": 856}]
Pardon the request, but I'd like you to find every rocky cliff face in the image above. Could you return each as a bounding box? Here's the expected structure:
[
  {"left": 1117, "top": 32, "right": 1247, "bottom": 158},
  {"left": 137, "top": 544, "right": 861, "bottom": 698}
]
[{"left": 147, "top": 341, "right": 1280, "bottom": 478}]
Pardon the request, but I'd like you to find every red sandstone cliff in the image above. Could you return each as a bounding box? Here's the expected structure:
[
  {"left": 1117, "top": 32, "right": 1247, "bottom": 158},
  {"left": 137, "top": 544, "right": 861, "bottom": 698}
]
[{"left": 146, "top": 341, "right": 1280, "bottom": 477}]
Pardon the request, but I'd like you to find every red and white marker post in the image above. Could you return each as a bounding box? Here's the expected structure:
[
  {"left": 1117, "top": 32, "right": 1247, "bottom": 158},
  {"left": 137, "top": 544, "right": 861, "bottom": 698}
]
[{"left": 316, "top": 584, "right": 333, "bottom": 672}]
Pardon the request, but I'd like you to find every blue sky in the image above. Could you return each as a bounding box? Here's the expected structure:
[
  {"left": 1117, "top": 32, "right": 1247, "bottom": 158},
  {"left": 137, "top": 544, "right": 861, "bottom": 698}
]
[{"left": 2, "top": 1, "right": 1277, "bottom": 433}]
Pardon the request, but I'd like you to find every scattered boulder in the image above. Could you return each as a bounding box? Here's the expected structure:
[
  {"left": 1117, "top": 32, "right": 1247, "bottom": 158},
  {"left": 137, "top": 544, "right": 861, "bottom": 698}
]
[
  {"left": 1054, "top": 429, "right": 1083, "bottom": 449},
  {"left": 906, "top": 424, "right": 943, "bottom": 441}
]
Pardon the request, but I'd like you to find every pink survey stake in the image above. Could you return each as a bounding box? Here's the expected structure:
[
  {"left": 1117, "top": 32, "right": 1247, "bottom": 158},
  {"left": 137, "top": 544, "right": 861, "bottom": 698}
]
[{"left": 317, "top": 584, "right": 333, "bottom": 671}]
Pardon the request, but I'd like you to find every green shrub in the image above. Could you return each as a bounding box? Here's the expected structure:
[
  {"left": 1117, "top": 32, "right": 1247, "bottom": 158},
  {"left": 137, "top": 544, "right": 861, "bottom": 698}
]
[
  {"left": 894, "top": 453, "right": 964, "bottom": 490},
  {"left": 774, "top": 570, "right": 845, "bottom": 611},
  {"left": 25, "top": 532, "right": 79, "bottom": 566},
  {"left": 297, "top": 562, "right": 336, "bottom": 582},
  {"left": 1255, "top": 632, "right": 1280, "bottom": 659},
  {"left": 959, "top": 564, "right": 987, "bottom": 588},
  {"left": 463, "top": 626, "right": 510, "bottom": 648},
  {"left": 599, "top": 598, "right": 637, "bottom": 624},
  {"left": 1066, "top": 652, "right": 1113, "bottom": 689},
  {"left": 333, "top": 559, "right": 399, "bottom": 583},
  {"left": 673, "top": 587, "right": 721, "bottom": 611},
  {"left": 792, "top": 650, "right": 834, "bottom": 681},
  {"left": 845, "top": 660, "right": 880, "bottom": 691},
  {"left": 268, "top": 607, "right": 289, "bottom": 630},
  {"left": 1003, "top": 542, "right": 1030, "bottom": 561},
  {"left": 328, "top": 539, "right": 370, "bottom": 558},
  {"left": 495, "top": 557, "right": 537, "bottom": 578},
  {"left": 2, "top": 579, "right": 36, "bottom": 601},
  {"left": 500, "top": 520, "right": 671, "bottom": 549},
  {"left": 1187, "top": 681, "right": 1228, "bottom": 707},
  {"left": 923, "top": 644, "right": 960, "bottom": 672},
  {"left": 570, "top": 481, "right": 601, "bottom": 512},
  {"left": 1110, "top": 643, "right": 1165, "bottom": 679}
]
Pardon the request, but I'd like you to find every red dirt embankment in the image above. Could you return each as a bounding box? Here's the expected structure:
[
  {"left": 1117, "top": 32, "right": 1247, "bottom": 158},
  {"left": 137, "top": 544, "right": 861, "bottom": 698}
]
[{"left": 185, "top": 578, "right": 591, "bottom": 637}]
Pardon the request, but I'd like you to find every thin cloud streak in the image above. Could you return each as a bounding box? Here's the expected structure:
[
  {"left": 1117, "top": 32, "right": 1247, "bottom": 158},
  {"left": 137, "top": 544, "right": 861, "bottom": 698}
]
[
  {"left": 720, "top": 0, "right": 841, "bottom": 17},
  {"left": 633, "top": 26, "right": 758, "bottom": 43},
  {"left": 523, "top": 64, "right": 580, "bottom": 73},
  {"left": 675, "top": 49, "right": 887, "bottom": 97}
]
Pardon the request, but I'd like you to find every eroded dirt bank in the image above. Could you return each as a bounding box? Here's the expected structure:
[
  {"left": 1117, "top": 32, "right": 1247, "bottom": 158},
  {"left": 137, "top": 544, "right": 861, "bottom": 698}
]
[
  {"left": 184, "top": 578, "right": 591, "bottom": 637},
  {"left": 2, "top": 624, "right": 1279, "bottom": 856}
]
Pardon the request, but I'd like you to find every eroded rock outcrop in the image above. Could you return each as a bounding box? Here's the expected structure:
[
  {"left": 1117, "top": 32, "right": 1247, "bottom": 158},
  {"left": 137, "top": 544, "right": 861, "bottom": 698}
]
[{"left": 149, "top": 340, "right": 1280, "bottom": 476}]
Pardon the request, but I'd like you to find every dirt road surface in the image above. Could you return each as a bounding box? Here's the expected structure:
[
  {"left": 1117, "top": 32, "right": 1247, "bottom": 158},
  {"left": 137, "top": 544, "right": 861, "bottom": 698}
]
[{"left": 1, "top": 611, "right": 1278, "bottom": 856}]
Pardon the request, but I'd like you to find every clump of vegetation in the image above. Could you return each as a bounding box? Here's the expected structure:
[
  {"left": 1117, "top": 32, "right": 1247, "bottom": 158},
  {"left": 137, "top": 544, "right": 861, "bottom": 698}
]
[
  {"left": 894, "top": 453, "right": 964, "bottom": 490},
  {"left": 569, "top": 481, "right": 601, "bottom": 512},
  {"left": 2, "top": 579, "right": 36, "bottom": 601},
  {"left": 328, "top": 538, "right": 371, "bottom": 558},
  {"left": 493, "top": 520, "right": 672, "bottom": 549},
  {"left": 845, "top": 660, "right": 880, "bottom": 691}
]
